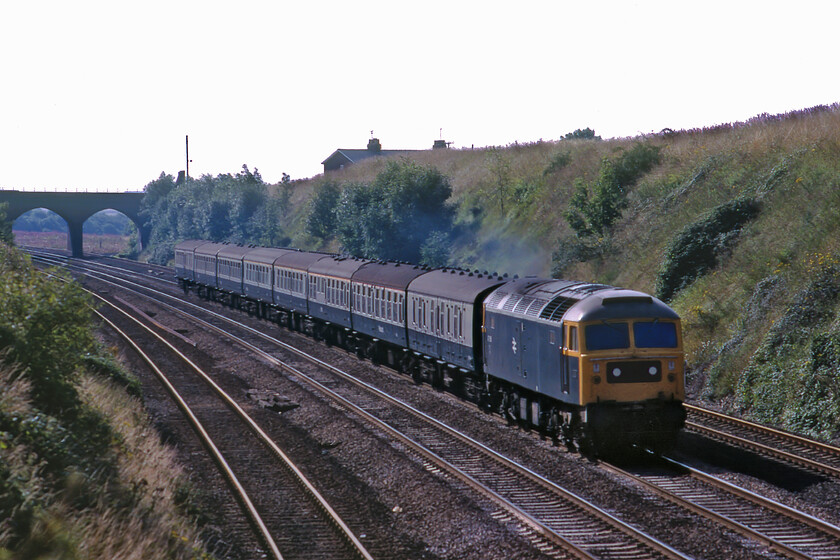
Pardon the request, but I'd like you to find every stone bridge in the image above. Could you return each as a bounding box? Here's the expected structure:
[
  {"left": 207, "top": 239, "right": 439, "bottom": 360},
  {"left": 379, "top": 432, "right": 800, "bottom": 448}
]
[{"left": 0, "top": 190, "right": 149, "bottom": 257}]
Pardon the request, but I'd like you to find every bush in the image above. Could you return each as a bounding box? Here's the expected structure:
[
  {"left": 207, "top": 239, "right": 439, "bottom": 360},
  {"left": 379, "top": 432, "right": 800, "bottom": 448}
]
[
  {"left": 564, "top": 143, "right": 662, "bottom": 238},
  {"left": 0, "top": 245, "right": 96, "bottom": 416},
  {"left": 543, "top": 151, "right": 572, "bottom": 176},
  {"left": 335, "top": 160, "right": 455, "bottom": 265},
  {"left": 305, "top": 181, "right": 341, "bottom": 239},
  {"left": 563, "top": 127, "right": 601, "bottom": 141},
  {"left": 655, "top": 197, "right": 761, "bottom": 302},
  {"left": 0, "top": 203, "right": 12, "bottom": 244}
]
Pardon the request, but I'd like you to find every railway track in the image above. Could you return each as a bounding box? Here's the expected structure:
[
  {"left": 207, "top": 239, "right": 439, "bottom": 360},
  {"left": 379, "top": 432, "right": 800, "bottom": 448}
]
[
  {"left": 40, "top": 267, "right": 374, "bottom": 560},
  {"left": 685, "top": 404, "right": 840, "bottom": 479},
  {"left": 33, "top": 251, "right": 692, "bottom": 560},
  {"left": 34, "top": 250, "right": 840, "bottom": 559},
  {"left": 602, "top": 457, "right": 840, "bottom": 560}
]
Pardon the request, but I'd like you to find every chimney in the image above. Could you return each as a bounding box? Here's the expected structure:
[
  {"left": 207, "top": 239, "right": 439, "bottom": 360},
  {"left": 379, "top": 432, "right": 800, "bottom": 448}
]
[{"left": 367, "top": 137, "right": 382, "bottom": 152}]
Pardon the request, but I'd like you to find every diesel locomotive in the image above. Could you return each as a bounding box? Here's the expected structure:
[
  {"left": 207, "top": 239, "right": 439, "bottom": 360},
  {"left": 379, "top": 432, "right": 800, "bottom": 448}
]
[{"left": 174, "top": 240, "right": 686, "bottom": 455}]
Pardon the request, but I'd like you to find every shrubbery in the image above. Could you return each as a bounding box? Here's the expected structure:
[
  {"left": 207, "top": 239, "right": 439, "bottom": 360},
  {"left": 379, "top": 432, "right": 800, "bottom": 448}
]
[
  {"left": 0, "top": 243, "right": 208, "bottom": 558},
  {"left": 0, "top": 203, "right": 12, "bottom": 244},
  {"left": 655, "top": 197, "right": 761, "bottom": 302},
  {"left": 307, "top": 159, "right": 455, "bottom": 267},
  {"left": 734, "top": 260, "right": 840, "bottom": 437},
  {"left": 141, "top": 165, "right": 291, "bottom": 264},
  {"left": 564, "top": 142, "right": 662, "bottom": 238}
]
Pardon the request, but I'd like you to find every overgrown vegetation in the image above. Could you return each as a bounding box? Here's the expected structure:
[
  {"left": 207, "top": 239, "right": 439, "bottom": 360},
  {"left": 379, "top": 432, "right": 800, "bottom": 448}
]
[
  {"left": 564, "top": 142, "right": 662, "bottom": 238},
  {"left": 133, "top": 103, "right": 840, "bottom": 442},
  {"left": 141, "top": 166, "right": 292, "bottom": 264},
  {"left": 655, "top": 197, "right": 761, "bottom": 302},
  {"left": 306, "top": 159, "right": 455, "bottom": 266},
  {"left": 0, "top": 243, "right": 210, "bottom": 558},
  {"left": 0, "top": 203, "right": 12, "bottom": 245}
]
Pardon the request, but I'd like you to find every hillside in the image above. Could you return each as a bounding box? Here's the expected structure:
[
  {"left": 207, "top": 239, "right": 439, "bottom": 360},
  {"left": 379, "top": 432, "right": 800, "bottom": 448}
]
[
  {"left": 276, "top": 104, "right": 840, "bottom": 442},
  {"left": 136, "top": 104, "right": 840, "bottom": 443}
]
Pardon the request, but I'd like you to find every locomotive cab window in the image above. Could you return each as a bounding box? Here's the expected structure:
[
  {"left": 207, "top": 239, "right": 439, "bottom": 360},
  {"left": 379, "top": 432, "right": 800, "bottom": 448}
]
[
  {"left": 633, "top": 321, "right": 678, "bottom": 348},
  {"left": 585, "top": 322, "right": 629, "bottom": 351}
]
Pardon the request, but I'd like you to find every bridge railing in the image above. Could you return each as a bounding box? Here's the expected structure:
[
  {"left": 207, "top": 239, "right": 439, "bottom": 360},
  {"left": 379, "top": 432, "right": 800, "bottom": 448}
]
[{"left": 0, "top": 187, "right": 143, "bottom": 193}]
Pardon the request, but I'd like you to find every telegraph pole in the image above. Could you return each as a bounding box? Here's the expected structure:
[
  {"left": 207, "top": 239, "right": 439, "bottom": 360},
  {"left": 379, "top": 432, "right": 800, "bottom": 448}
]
[{"left": 185, "top": 135, "right": 190, "bottom": 180}]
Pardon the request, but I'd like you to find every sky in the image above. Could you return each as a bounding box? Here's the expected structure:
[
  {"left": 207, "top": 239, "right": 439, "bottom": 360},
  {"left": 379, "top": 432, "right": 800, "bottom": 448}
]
[{"left": 1, "top": 1, "right": 838, "bottom": 192}]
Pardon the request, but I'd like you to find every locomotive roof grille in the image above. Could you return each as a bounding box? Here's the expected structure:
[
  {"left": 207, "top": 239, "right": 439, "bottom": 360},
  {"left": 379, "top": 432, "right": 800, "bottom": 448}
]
[
  {"left": 502, "top": 294, "right": 520, "bottom": 312},
  {"left": 513, "top": 296, "right": 536, "bottom": 314},
  {"left": 485, "top": 291, "right": 507, "bottom": 308},
  {"left": 540, "top": 296, "right": 580, "bottom": 322}
]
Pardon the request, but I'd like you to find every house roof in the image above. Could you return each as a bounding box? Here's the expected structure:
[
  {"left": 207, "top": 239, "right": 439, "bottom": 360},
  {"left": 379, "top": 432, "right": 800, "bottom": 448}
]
[{"left": 321, "top": 148, "right": 422, "bottom": 167}]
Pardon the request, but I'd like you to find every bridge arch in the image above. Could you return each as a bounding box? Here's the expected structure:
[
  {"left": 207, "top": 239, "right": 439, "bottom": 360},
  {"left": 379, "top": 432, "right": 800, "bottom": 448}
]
[{"left": 0, "top": 191, "right": 148, "bottom": 257}]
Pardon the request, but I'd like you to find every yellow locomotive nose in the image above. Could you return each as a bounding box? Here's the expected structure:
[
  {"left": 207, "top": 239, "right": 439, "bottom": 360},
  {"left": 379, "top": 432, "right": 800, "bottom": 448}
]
[{"left": 576, "top": 318, "right": 684, "bottom": 406}]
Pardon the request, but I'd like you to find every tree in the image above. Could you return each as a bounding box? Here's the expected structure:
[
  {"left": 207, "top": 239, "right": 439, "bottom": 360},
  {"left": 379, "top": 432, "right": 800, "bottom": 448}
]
[
  {"left": 485, "top": 148, "right": 512, "bottom": 212},
  {"left": 333, "top": 160, "right": 455, "bottom": 265},
  {"left": 564, "top": 142, "right": 661, "bottom": 237},
  {"left": 563, "top": 127, "right": 601, "bottom": 141},
  {"left": 0, "top": 202, "right": 13, "bottom": 244},
  {"left": 305, "top": 181, "right": 341, "bottom": 239}
]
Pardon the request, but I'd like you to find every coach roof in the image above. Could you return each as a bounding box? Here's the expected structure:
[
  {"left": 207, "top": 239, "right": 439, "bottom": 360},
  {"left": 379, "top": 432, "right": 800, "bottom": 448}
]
[
  {"left": 273, "top": 250, "right": 331, "bottom": 271},
  {"left": 193, "top": 241, "right": 228, "bottom": 258},
  {"left": 175, "top": 239, "right": 211, "bottom": 252},
  {"left": 352, "top": 261, "right": 428, "bottom": 291},
  {"left": 243, "top": 246, "right": 295, "bottom": 266},
  {"left": 408, "top": 268, "right": 506, "bottom": 302},
  {"left": 308, "top": 255, "right": 369, "bottom": 280},
  {"left": 217, "top": 244, "right": 252, "bottom": 260}
]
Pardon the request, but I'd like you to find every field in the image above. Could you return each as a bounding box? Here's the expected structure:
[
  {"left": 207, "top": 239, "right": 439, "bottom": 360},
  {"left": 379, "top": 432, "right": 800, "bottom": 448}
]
[{"left": 13, "top": 230, "right": 134, "bottom": 255}]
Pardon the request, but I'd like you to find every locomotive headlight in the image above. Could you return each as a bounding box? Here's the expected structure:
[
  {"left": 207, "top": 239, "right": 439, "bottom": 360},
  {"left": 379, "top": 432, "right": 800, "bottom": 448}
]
[
  {"left": 648, "top": 366, "right": 658, "bottom": 376},
  {"left": 612, "top": 367, "right": 621, "bottom": 377}
]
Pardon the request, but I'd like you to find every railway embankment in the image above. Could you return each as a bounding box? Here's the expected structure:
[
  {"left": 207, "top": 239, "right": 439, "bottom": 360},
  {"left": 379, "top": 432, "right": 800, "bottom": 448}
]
[{"left": 0, "top": 244, "right": 212, "bottom": 559}]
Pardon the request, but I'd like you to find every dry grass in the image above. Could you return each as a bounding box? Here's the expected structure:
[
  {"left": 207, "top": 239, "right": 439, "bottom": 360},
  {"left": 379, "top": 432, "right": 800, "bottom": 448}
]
[{"left": 0, "top": 362, "right": 208, "bottom": 559}]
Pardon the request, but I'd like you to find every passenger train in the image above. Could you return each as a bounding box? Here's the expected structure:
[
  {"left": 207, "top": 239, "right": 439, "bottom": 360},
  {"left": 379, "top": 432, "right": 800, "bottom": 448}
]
[{"left": 174, "top": 240, "right": 686, "bottom": 455}]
